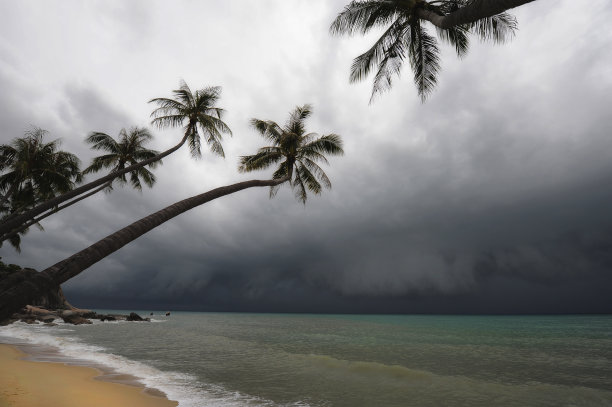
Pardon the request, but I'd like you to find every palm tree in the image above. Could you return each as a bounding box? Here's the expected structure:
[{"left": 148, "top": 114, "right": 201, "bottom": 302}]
[
  {"left": 149, "top": 80, "right": 232, "bottom": 158},
  {"left": 0, "top": 127, "right": 162, "bottom": 245},
  {"left": 0, "top": 81, "right": 231, "bottom": 239},
  {"left": 330, "top": 0, "right": 524, "bottom": 101},
  {"left": 238, "top": 105, "right": 344, "bottom": 203},
  {"left": 0, "top": 128, "right": 81, "bottom": 209},
  {"left": 0, "top": 106, "right": 344, "bottom": 322},
  {"left": 0, "top": 128, "right": 81, "bottom": 250},
  {"left": 84, "top": 127, "right": 161, "bottom": 192}
]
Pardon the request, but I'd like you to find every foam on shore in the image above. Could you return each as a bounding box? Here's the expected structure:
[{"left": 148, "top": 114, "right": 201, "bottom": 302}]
[
  {"left": 0, "top": 322, "right": 297, "bottom": 407},
  {"left": 0, "top": 343, "right": 178, "bottom": 407}
]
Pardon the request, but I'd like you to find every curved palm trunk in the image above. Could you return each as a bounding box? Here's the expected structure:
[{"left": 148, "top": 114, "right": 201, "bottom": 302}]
[
  {"left": 0, "top": 135, "right": 189, "bottom": 238},
  {"left": 417, "top": 0, "right": 536, "bottom": 29},
  {"left": 0, "top": 182, "right": 112, "bottom": 242},
  {"left": 0, "top": 176, "right": 289, "bottom": 322}
]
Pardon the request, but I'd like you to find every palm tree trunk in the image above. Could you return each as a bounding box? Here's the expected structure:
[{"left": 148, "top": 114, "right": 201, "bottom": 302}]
[
  {"left": 0, "top": 182, "right": 112, "bottom": 242},
  {"left": 0, "top": 135, "right": 189, "bottom": 238},
  {"left": 417, "top": 0, "right": 536, "bottom": 29},
  {"left": 0, "top": 176, "right": 289, "bottom": 322}
]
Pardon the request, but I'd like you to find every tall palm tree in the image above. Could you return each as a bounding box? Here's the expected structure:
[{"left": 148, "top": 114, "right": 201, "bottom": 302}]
[
  {"left": 0, "top": 127, "right": 163, "bottom": 245},
  {"left": 149, "top": 80, "right": 232, "bottom": 158},
  {"left": 84, "top": 127, "right": 161, "bottom": 192},
  {"left": 330, "top": 0, "right": 521, "bottom": 101},
  {"left": 0, "top": 81, "right": 231, "bottom": 239},
  {"left": 238, "top": 105, "right": 344, "bottom": 203}
]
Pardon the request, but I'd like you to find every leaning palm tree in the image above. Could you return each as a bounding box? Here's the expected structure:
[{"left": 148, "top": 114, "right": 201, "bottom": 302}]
[
  {"left": 0, "top": 127, "right": 162, "bottom": 245},
  {"left": 330, "top": 0, "right": 522, "bottom": 101},
  {"left": 0, "top": 105, "right": 344, "bottom": 322},
  {"left": 0, "top": 81, "right": 231, "bottom": 239},
  {"left": 84, "top": 127, "right": 161, "bottom": 192},
  {"left": 239, "top": 104, "right": 344, "bottom": 203}
]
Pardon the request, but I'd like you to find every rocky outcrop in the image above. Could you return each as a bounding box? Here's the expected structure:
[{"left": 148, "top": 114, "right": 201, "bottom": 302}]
[{"left": 1, "top": 260, "right": 151, "bottom": 326}]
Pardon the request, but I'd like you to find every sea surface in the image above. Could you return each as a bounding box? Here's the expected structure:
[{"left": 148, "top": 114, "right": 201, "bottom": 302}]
[{"left": 1, "top": 313, "right": 611, "bottom": 406}]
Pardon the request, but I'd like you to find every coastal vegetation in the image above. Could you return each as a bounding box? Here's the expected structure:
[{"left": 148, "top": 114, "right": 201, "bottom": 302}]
[
  {"left": 240, "top": 104, "right": 344, "bottom": 203},
  {"left": 0, "top": 128, "right": 82, "bottom": 250},
  {"left": 331, "top": 0, "right": 526, "bottom": 101},
  {"left": 0, "top": 102, "right": 342, "bottom": 322},
  {"left": 0, "top": 81, "right": 231, "bottom": 240},
  {"left": 0, "top": 0, "right": 536, "bottom": 321}
]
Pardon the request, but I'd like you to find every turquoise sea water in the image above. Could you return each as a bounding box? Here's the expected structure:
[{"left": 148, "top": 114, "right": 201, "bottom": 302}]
[{"left": 1, "top": 313, "right": 611, "bottom": 406}]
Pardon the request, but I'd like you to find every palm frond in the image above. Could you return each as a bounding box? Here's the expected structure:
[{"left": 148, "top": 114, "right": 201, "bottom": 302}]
[
  {"left": 301, "top": 134, "right": 345, "bottom": 157},
  {"left": 292, "top": 166, "right": 308, "bottom": 204},
  {"left": 436, "top": 24, "right": 469, "bottom": 58},
  {"left": 350, "top": 19, "right": 408, "bottom": 84},
  {"left": 301, "top": 158, "right": 332, "bottom": 189},
  {"left": 238, "top": 148, "right": 283, "bottom": 173},
  {"left": 409, "top": 22, "right": 441, "bottom": 102},
  {"left": 468, "top": 11, "right": 517, "bottom": 43},
  {"left": 285, "top": 104, "right": 313, "bottom": 135},
  {"left": 330, "top": 1, "right": 402, "bottom": 35},
  {"left": 250, "top": 119, "right": 283, "bottom": 144}
]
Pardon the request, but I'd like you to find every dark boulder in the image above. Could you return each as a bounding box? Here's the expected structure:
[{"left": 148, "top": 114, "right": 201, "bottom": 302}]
[
  {"left": 61, "top": 312, "right": 92, "bottom": 325},
  {"left": 126, "top": 312, "right": 149, "bottom": 322}
]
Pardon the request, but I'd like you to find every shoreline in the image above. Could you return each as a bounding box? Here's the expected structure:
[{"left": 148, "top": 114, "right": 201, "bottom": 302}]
[{"left": 0, "top": 343, "right": 178, "bottom": 407}]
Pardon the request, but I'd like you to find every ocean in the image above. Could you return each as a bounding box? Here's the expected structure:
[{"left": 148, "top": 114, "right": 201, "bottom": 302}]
[{"left": 1, "top": 313, "right": 611, "bottom": 406}]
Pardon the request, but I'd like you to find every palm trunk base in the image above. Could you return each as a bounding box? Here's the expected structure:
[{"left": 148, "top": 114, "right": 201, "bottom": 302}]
[{"left": 0, "top": 271, "right": 57, "bottom": 323}]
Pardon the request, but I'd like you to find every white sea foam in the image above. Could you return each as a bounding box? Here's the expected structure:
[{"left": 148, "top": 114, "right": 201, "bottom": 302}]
[{"left": 0, "top": 322, "right": 303, "bottom": 407}]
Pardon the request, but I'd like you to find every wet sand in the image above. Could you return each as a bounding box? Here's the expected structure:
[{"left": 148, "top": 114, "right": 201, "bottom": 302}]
[{"left": 0, "top": 344, "right": 177, "bottom": 407}]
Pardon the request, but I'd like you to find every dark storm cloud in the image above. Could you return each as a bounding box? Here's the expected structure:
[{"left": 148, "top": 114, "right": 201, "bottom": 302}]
[{"left": 2, "top": 1, "right": 612, "bottom": 313}]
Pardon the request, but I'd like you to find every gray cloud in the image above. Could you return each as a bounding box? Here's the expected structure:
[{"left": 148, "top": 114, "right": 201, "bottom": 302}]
[{"left": 1, "top": 0, "right": 612, "bottom": 313}]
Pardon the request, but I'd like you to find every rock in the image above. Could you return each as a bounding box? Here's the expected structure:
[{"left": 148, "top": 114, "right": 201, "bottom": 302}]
[
  {"left": 61, "top": 313, "right": 92, "bottom": 325},
  {"left": 25, "top": 305, "right": 55, "bottom": 316},
  {"left": 126, "top": 312, "right": 145, "bottom": 322},
  {"left": 39, "top": 315, "right": 56, "bottom": 324},
  {"left": 98, "top": 315, "right": 116, "bottom": 322},
  {"left": 165, "top": 312, "right": 171, "bottom": 316}
]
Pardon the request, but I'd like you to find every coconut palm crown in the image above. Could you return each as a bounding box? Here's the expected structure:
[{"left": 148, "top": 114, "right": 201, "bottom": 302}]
[
  {"left": 149, "top": 80, "right": 232, "bottom": 158},
  {"left": 0, "top": 128, "right": 81, "bottom": 251},
  {"left": 84, "top": 127, "right": 161, "bottom": 192},
  {"left": 330, "top": 0, "right": 517, "bottom": 102},
  {"left": 0, "top": 128, "right": 81, "bottom": 210},
  {"left": 239, "top": 104, "right": 344, "bottom": 204}
]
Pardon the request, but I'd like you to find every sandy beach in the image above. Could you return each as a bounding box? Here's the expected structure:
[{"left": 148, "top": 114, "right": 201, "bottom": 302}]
[{"left": 0, "top": 344, "right": 177, "bottom": 407}]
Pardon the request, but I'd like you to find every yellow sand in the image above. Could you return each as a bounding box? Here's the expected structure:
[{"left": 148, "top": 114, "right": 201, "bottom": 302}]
[{"left": 0, "top": 344, "right": 178, "bottom": 407}]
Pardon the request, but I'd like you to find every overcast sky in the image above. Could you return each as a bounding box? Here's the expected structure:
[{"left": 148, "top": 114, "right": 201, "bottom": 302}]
[{"left": 1, "top": 0, "right": 611, "bottom": 313}]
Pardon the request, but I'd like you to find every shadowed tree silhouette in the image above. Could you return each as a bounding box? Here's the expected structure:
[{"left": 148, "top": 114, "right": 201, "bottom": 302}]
[
  {"left": 0, "top": 105, "right": 344, "bottom": 322},
  {"left": 0, "top": 128, "right": 81, "bottom": 251},
  {"left": 330, "top": 0, "right": 530, "bottom": 101},
  {"left": 84, "top": 126, "right": 161, "bottom": 192},
  {"left": 0, "top": 81, "right": 231, "bottom": 240},
  {"left": 149, "top": 80, "right": 232, "bottom": 158},
  {"left": 239, "top": 104, "right": 344, "bottom": 203},
  {"left": 0, "top": 127, "right": 164, "bottom": 244}
]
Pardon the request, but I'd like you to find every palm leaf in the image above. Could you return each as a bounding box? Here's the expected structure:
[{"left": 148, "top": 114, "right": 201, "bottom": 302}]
[
  {"left": 350, "top": 18, "right": 408, "bottom": 84},
  {"left": 330, "top": 1, "right": 402, "bottom": 35},
  {"left": 409, "top": 22, "right": 441, "bottom": 102}
]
